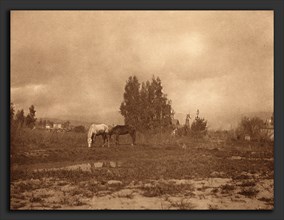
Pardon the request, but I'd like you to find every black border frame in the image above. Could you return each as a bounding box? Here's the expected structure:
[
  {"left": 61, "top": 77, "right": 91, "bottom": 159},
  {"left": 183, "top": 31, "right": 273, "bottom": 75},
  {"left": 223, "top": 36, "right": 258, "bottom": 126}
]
[{"left": 1, "top": 0, "right": 283, "bottom": 220}]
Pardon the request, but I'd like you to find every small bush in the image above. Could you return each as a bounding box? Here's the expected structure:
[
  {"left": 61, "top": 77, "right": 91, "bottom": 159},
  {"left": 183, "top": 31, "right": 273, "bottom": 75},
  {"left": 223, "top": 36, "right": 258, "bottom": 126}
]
[
  {"left": 191, "top": 116, "right": 207, "bottom": 132},
  {"left": 235, "top": 116, "right": 270, "bottom": 141},
  {"left": 167, "top": 198, "right": 195, "bottom": 210},
  {"left": 29, "top": 194, "right": 43, "bottom": 203},
  {"left": 141, "top": 182, "right": 194, "bottom": 197},
  {"left": 238, "top": 180, "right": 256, "bottom": 187},
  {"left": 239, "top": 187, "right": 259, "bottom": 197},
  {"left": 221, "top": 184, "right": 235, "bottom": 193},
  {"left": 73, "top": 125, "right": 86, "bottom": 133}
]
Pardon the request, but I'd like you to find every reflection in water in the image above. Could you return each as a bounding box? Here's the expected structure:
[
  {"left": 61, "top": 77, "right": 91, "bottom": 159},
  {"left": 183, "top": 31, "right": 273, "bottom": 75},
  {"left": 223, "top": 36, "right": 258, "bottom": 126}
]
[
  {"left": 92, "top": 161, "right": 123, "bottom": 168},
  {"left": 68, "top": 161, "right": 122, "bottom": 171},
  {"left": 110, "top": 161, "right": 116, "bottom": 168},
  {"left": 229, "top": 156, "right": 273, "bottom": 161},
  {"left": 93, "top": 162, "right": 104, "bottom": 168},
  {"left": 36, "top": 161, "right": 123, "bottom": 172},
  {"left": 64, "top": 163, "right": 92, "bottom": 171}
]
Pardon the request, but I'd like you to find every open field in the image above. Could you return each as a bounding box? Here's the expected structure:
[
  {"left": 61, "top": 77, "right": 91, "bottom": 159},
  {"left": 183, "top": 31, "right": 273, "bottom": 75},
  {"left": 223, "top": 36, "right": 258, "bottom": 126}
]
[{"left": 10, "top": 129, "right": 274, "bottom": 210}]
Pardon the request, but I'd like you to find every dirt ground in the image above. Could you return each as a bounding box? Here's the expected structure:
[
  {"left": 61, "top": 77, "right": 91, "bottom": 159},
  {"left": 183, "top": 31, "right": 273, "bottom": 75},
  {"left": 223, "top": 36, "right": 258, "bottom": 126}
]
[{"left": 10, "top": 132, "right": 274, "bottom": 210}]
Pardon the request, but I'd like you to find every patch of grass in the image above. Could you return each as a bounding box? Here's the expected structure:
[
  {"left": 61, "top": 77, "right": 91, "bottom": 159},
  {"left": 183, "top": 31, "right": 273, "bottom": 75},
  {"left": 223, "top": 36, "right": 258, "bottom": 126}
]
[
  {"left": 221, "top": 184, "right": 235, "bottom": 193},
  {"left": 15, "top": 181, "right": 38, "bottom": 192},
  {"left": 52, "top": 205, "right": 62, "bottom": 209},
  {"left": 70, "top": 187, "right": 86, "bottom": 196},
  {"left": 72, "top": 196, "right": 87, "bottom": 206},
  {"left": 117, "top": 191, "right": 134, "bottom": 199},
  {"left": 40, "top": 194, "right": 50, "bottom": 199},
  {"left": 238, "top": 187, "right": 259, "bottom": 198},
  {"left": 11, "top": 201, "right": 26, "bottom": 210},
  {"left": 167, "top": 198, "right": 195, "bottom": 210},
  {"left": 80, "top": 189, "right": 93, "bottom": 198},
  {"left": 196, "top": 186, "right": 210, "bottom": 192},
  {"left": 258, "top": 197, "right": 273, "bottom": 202},
  {"left": 57, "top": 181, "right": 68, "bottom": 186},
  {"left": 258, "top": 197, "right": 274, "bottom": 205},
  {"left": 11, "top": 129, "right": 274, "bottom": 188},
  {"left": 27, "top": 169, "right": 98, "bottom": 183},
  {"left": 12, "top": 193, "right": 25, "bottom": 200},
  {"left": 232, "top": 174, "right": 251, "bottom": 180},
  {"left": 211, "top": 188, "right": 219, "bottom": 194},
  {"left": 107, "top": 184, "right": 124, "bottom": 193},
  {"left": 238, "top": 180, "right": 256, "bottom": 187},
  {"left": 208, "top": 204, "right": 219, "bottom": 210},
  {"left": 141, "top": 182, "right": 194, "bottom": 197},
  {"left": 29, "top": 194, "right": 43, "bottom": 203},
  {"left": 59, "top": 191, "right": 69, "bottom": 205},
  {"left": 86, "top": 183, "right": 100, "bottom": 193},
  {"left": 84, "top": 180, "right": 124, "bottom": 195}
]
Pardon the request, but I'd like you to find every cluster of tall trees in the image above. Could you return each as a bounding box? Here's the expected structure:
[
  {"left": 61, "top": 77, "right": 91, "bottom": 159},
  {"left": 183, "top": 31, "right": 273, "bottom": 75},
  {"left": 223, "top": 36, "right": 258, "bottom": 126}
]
[
  {"left": 120, "top": 75, "right": 173, "bottom": 132},
  {"left": 236, "top": 116, "right": 272, "bottom": 141},
  {"left": 10, "top": 103, "right": 37, "bottom": 129}
]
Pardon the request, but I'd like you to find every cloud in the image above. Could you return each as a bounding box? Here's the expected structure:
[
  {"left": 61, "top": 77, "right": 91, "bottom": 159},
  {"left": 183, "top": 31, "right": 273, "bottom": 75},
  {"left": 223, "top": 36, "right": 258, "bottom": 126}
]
[{"left": 11, "top": 11, "right": 273, "bottom": 128}]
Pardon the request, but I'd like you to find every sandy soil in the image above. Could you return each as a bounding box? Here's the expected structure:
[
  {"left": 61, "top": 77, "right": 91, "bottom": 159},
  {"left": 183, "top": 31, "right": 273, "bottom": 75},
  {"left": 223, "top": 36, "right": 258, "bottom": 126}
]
[
  {"left": 10, "top": 134, "right": 274, "bottom": 210},
  {"left": 11, "top": 167, "right": 273, "bottom": 210}
]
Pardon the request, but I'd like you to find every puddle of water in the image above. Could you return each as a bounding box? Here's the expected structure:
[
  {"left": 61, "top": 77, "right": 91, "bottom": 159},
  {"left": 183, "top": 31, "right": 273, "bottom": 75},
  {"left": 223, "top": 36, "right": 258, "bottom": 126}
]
[
  {"left": 231, "top": 156, "right": 242, "bottom": 160},
  {"left": 94, "top": 162, "right": 104, "bottom": 168},
  {"left": 229, "top": 156, "right": 273, "bottom": 161},
  {"left": 93, "top": 161, "right": 122, "bottom": 168},
  {"left": 110, "top": 161, "right": 116, "bottom": 168},
  {"left": 24, "top": 150, "right": 49, "bottom": 157},
  {"left": 36, "top": 161, "right": 122, "bottom": 172},
  {"left": 65, "top": 163, "right": 92, "bottom": 171}
]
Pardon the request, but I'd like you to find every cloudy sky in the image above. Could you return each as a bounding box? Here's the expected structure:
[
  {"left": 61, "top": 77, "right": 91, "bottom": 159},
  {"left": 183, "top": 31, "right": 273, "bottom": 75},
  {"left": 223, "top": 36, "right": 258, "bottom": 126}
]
[{"left": 11, "top": 11, "right": 273, "bottom": 129}]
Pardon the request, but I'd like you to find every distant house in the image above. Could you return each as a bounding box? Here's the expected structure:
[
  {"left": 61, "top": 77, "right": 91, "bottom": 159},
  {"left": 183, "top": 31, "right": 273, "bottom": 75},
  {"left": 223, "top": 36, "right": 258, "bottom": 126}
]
[
  {"left": 45, "top": 125, "right": 51, "bottom": 129},
  {"left": 260, "top": 126, "right": 274, "bottom": 141},
  {"left": 261, "top": 117, "right": 274, "bottom": 141},
  {"left": 244, "top": 135, "right": 251, "bottom": 141},
  {"left": 171, "top": 118, "right": 181, "bottom": 128},
  {"left": 53, "top": 123, "right": 62, "bottom": 129}
]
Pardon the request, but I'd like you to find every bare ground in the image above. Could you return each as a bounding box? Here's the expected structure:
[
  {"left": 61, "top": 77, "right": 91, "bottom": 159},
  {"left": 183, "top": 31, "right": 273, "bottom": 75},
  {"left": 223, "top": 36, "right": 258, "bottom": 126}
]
[{"left": 10, "top": 133, "right": 274, "bottom": 210}]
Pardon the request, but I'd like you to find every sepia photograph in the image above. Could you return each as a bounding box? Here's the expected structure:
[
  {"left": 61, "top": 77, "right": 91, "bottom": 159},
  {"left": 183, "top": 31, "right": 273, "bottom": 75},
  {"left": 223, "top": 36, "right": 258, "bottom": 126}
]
[{"left": 10, "top": 10, "right": 274, "bottom": 210}]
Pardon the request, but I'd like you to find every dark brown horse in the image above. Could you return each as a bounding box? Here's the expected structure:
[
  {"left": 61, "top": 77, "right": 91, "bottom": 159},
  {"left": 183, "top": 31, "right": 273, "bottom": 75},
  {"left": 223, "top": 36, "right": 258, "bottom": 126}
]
[{"left": 109, "top": 125, "right": 136, "bottom": 146}]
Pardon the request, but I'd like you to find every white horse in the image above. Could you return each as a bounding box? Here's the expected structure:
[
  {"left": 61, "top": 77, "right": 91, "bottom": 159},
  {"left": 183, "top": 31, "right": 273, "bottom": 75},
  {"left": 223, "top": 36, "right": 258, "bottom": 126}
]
[
  {"left": 171, "top": 128, "right": 178, "bottom": 137},
  {"left": 87, "top": 124, "right": 110, "bottom": 148}
]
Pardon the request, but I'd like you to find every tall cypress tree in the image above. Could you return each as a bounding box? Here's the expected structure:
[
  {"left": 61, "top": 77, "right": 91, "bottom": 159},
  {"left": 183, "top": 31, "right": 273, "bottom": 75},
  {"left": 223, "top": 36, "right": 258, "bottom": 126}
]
[
  {"left": 120, "top": 75, "right": 173, "bottom": 132},
  {"left": 15, "top": 109, "right": 25, "bottom": 127},
  {"left": 120, "top": 76, "right": 141, "bottom": 126},
  {"left": 26, "top": 105, "right": 37, "bottom": 129},
  {"left": 10, "top": 103, "right": 15, "bottom": 123}
]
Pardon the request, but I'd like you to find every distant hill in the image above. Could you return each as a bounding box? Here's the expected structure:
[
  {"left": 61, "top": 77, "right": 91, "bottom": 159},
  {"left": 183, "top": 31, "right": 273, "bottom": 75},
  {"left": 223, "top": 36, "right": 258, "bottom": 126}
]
[
  {"left": 38, "top": 110, "right": 124, "bottom": 128},
  {"left": 38, "top": 117, "right": 94, "bottom": 127},
  {"left": 39, "top": 111, "right": 272, "bottom": 131},
  {"left": 241, "top": 111, "right": 273, "bottom": 121},
  {"left": 173, "top": 111, "right": 273, "bottom": 130}
]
